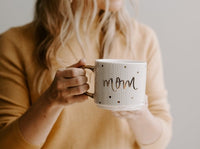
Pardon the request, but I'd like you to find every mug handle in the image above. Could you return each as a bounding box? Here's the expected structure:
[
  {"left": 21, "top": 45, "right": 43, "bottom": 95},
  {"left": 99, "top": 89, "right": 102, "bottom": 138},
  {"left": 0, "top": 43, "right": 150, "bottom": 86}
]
[{"left": 82, "top": 65, "right": 95, "bottom": 98}]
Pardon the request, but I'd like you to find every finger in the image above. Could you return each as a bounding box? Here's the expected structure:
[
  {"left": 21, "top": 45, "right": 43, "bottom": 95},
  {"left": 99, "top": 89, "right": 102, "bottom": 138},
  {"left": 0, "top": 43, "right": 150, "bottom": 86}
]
[
  {"left": 69, "top": 59, "right": 86, "bottom": 68},
  {"left": 113, "top": 110, "right": 146, "bottom": 119},
  {"left": 60, "top": 76, "right": 88, "bottom": 88},
  {"left": 66, "top": 83, "right": 89, "bottom": 96},
  {"left": 113, "top": 111, "right": 133, "bottom": 119},
  {"left": 62, "top": 94, "right": 89, "bottom": 105},
  {"left": 112, "top": 112, "right": 126, "bottom": 119},
  {"left": 67, "top": 76, "right": 88, "bottom": 87},
  {"left": 112, "top": 112, "right": 121, "bottom": 117},
  {"left": 56, "top": 68, "right": 86, "bottom": 78},
  {"left": 70, "top": 94, "right": 89, "bottom": 103},
  {"left": 117, "top": 111, "right": 129, "bottom": 116}
]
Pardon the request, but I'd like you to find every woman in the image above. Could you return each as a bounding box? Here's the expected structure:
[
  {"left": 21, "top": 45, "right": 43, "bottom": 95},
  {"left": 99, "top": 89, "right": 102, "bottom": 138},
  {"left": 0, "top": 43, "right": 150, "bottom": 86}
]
[{"left": 0, "top": 0, "right": 172, "bottom": 149}]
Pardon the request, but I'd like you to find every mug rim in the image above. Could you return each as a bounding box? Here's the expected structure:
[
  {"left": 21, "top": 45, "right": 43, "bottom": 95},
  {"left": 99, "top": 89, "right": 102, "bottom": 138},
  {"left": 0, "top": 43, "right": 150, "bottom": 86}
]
[{"left": 95, "top": 59, "right": 146, "bottom": 64}]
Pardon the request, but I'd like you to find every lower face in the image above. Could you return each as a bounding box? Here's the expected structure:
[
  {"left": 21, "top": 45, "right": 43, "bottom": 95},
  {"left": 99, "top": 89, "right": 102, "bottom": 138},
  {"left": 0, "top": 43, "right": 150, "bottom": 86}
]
[{"left": 97, "top": 0, "right": 124, "bottom": 12}]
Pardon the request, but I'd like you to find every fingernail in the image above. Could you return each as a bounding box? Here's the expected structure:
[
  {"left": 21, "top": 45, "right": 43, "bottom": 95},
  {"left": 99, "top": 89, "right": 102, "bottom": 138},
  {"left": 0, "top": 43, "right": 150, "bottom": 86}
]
[{"left": 80, "top": 58, "right": 86, "bottom": 63}]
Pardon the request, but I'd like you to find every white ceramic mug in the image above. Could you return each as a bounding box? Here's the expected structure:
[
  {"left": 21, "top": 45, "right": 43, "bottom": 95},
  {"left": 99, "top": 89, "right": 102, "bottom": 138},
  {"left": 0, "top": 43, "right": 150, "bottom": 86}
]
[{"left": 84, "top": 59, "right": 147, "bottom": 111}]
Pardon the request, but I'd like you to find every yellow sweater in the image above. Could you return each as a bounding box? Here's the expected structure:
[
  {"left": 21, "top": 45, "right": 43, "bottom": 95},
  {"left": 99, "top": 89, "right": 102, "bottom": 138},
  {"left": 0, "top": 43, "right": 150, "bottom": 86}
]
[{"left": 0, "top": 21, "right": 172, "bottom": 149}]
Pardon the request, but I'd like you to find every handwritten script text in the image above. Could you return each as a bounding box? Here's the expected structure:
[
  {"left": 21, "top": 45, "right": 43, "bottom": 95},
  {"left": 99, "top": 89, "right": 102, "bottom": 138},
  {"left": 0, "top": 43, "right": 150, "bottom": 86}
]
[{"left": 103, "top": 77, "right": 138, "bottom": 92}]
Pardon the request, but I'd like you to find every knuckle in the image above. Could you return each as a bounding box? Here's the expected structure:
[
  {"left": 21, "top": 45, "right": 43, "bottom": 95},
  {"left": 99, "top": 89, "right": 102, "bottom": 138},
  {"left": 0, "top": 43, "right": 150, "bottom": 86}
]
[
  {"left": 82, "top": 76, "right": 86, "bottom": 83},
  {"left": 70, "top": 69, "right": 77, "bottom": 77},
  {"left": 66, "top": 88, "right": 72, "bottom": 96},
  {"left": 77, "top": 87, "right": 83, "bottom": 93},
  {"left": 55, "top": 71, "right": 61, "bottom": 78},
  {"left": 55, "top": 68, "right": 65, "bottom": 77},
  {"left": 74, "top": 78, "right": 80, "bottom": 84},
  {"left": 64, "top": 81, "right": 68, "bottom": 88},
  {"left": 56, "top": 80, "right": 63, "bottom": 90},
  {"left": 82, "top": 95, "right": 88, "bottom": 100},
  {"left": 60, "top": 91, "right": 66, "bottom": 98},
  {"left": 80, "top": 85, "right": 88, "bottom": 93},
  {"left": 84, "top": 84, "right": 89, "bottom": 91}
]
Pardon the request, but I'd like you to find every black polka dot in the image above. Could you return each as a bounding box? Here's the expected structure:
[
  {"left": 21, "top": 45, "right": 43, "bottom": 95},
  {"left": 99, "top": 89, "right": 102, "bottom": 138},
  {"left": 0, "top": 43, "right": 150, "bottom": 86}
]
[
  {"left": 102, "top": 65, "right": 104, "bottom": 67},
  {"left": 109, "top": 96, "right": 112, "bottom": 99}
]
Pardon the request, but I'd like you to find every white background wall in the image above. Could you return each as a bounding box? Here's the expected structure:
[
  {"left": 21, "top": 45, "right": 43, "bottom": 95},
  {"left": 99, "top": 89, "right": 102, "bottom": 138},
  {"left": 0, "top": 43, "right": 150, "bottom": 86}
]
[
  {"left": 137, "top": 0, "right": 200, "bottom": 148},
  {"left": 0, "top": 0, "right": 200, "bottom": 148}
]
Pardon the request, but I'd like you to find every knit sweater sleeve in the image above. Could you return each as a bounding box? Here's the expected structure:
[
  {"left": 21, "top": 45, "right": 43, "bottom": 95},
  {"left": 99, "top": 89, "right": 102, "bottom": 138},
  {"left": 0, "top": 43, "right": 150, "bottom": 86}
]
[
  {"left": 136, "top": 25, "right": 172, "bottom": 149},
  {"left": 0, "top": 29, "right": 41, "bottom": 149}
]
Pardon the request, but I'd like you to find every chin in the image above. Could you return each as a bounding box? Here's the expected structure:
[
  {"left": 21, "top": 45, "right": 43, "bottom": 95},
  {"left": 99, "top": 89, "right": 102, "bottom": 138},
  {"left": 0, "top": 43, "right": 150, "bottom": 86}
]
[
  {"left": 109, "top": 6, "right": 122, "bottom": 12},
  {"left": 109, "top": 1, "right": 123, "bottom": 12},
  {"left": 98, "top": 0, "right": 123, "bottom": 12}
]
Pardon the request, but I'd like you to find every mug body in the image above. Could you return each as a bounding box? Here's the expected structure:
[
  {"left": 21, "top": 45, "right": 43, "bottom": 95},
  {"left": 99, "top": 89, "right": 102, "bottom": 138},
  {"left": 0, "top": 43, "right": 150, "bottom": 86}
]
[{"left": 94, "top": 59, "right": 147, "bottom": 111}]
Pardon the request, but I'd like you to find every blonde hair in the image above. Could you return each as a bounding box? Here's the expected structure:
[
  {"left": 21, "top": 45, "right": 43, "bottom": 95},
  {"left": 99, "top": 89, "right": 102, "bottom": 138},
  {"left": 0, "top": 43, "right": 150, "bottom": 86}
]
[{"left": 33, "top": 0, "right": 135, "bottom": 93}]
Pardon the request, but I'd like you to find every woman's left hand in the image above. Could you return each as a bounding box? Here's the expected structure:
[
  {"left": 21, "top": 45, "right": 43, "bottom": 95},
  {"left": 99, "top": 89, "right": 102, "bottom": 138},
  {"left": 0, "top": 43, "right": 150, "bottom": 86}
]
[
  {"left": 112, "top": 97, "right": 163, "bottom": 145},
  {"left": 112, "top": 96, "right": 148, "bottom": 120},
  {"left": 112, "top": 106, "right": 148, "bottom": 120}
]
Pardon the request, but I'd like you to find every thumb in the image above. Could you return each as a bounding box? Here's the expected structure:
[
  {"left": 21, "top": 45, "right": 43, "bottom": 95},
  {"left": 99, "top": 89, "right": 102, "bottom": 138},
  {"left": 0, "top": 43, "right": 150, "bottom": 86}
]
[{"left": 69, "top": 58, "right": 86, "bottom": 68}]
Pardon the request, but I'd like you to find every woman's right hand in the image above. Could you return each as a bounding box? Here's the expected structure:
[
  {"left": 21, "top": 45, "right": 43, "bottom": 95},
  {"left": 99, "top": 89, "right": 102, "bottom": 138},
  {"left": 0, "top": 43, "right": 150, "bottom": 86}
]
[
  {"left": 18, "top": 59, "right": 89, "bottom": 146},
  {"left": 42, "top": 59, "right": 89, "bottom": 107}
]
